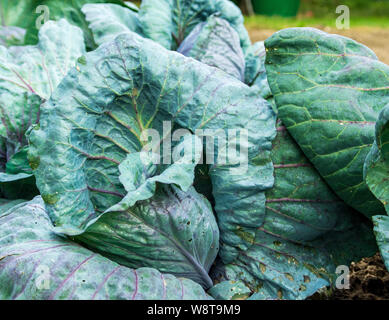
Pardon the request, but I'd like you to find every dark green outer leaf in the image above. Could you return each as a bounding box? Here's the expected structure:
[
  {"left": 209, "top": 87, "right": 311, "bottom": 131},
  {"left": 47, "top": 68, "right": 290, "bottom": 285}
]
[
  {"left": 0, "top": 172, "right": 38, "bottom": 200},
  {"left": 177, "top": 15, "right": 245, "bottom": 81},
  {"left": 244, "top": 41, "right": 272, "bottom": 99},
  {"left": 5, "top": 146, "right": 32, "bottom": 175},
  {"left": 209, "top": 121, "right": 377, "bottom": 299},
  {"left": 138, "top": 0, "right": 250, "bottom": 51},
  {"left": 28, "top": 32, "right": 276, "bottom": 265},
  {"left": 0, "top": 197, "right": 211, "bottom": 300},
  {"left": 77, "top": 186, "right": 219, "bottom": 289},
  {"left": 265, "top": 27, "right": 389, "bottom": 218}
]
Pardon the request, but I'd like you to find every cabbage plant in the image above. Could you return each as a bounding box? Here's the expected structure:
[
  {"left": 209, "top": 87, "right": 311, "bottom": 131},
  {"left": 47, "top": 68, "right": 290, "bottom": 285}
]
[
  {"left": 0, "top": 0, "right": 388, "bottom": 301},
  {"left": 0, "top": 19, "right": 85, "bottom": 199}
]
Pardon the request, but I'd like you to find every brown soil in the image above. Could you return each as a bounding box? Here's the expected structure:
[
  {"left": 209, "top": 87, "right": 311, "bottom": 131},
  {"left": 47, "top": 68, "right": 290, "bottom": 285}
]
[
  {"left": 311, "top": 253, "right": 389, "bottom": 300},
  {"left": 247, "top": 27, "right": 389, "bottom": 65}
]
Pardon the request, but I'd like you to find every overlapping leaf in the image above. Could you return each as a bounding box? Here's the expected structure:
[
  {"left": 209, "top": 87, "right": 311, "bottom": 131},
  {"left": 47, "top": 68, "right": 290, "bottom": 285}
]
[
  {"left": 77, "top": 185, "right": 219, "bottom": 289},
  {"left": 106, "top": 134, "right": 202, "bottom": 212},
  {"left": 244, "top": 41, "right": 272, "bottom": 99},
  {"left": 138, "top": 0, "right": 250, "bottom": 51},
  {"left": 265, "top": 27, "right": 389, "bottom": 218},
  {"left": 0, "top": 19, "right": 85, "bottom": 154},
  {"left": 174, "top": 23, "right": 376, "bottom": 299},
  {"left": 364, "top": 104, "right": 389, "bottom": 270},
  {"left": 0, "top": 19, "right": 85, "bottom": 198},
  {"left": 0, "top": 0, "right": 129, "bottom": 50},
  {"left": 178, "top": 15, "right": 245, "bottom": 81},
  {"left": 0, "top": 197, "right": 210, "bottom": 300},
  {"left": 82, "top": 3, "right": 142, "bottom": 47},
  {"left": 208, "top": 121, "right": 377, "bottom": 300},
  {"left": 74, "top": 134, "right": 218, "bottom": 288}
]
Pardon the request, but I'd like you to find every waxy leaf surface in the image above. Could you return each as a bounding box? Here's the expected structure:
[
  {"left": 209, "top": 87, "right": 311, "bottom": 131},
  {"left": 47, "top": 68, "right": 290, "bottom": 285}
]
[
  {"left": 78, "top": 186, "right": 219, "bottom": 289},
  {"left": 265, "top": 27, "right": 389, "bottom": 217},
  {"left": 209, "top": 121, "right": 377, "bottom": 299},
  {"left": 28, "top": 32, "right": 275, "bottom": 267},
  {"left": 178, "top": 15, "right": 245, "bottom": 81},
  {"left": 0, "top": 19, "right": 85, "bottom": 196},
  {"left": 0, "top": 197, "right": 210, "bottom": 300}
]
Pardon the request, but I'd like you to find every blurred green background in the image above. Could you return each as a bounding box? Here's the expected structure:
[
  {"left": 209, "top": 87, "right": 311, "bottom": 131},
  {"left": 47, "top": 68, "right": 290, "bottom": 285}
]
[{"left": 238, "top": 0, "right": 389, "bottom": 28}]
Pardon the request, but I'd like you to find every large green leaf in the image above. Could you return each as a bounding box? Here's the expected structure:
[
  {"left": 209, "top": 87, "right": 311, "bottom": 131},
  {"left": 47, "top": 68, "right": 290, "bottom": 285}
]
[
  {"left": 208, "top": 121, "right": 377, "bottom": 299},
  {"left": 0, "top": 197, "right": 210, "bottom": 300},
  {"left": 265, "top": 27, "right": 389, "bottom": 218},
  {"left": 0, "top": 147, "right": 38, "bottom": 200},
  {"left": 0, "top": 0, "right": 128, "bottom": 50},
  {"left": 82, "top": 3, "right": 142, "bottom": 47},
  {"left": 82, "top": 2, "right": 247, "bottom": 80},
  {"left": 28, "top": 32, "right": 276, "bottom": 265},
  {"left": 106, "top": 134, "right": 202, "bottom": 213},
  {"left": 177, "top": 15, "right": 245, "bottom": 81},
  {"left": 77, "top": 185, "right": 219, "bottom": 289},
  {"left": 138, "top": 0, "right": 250, "bottom": 51}
]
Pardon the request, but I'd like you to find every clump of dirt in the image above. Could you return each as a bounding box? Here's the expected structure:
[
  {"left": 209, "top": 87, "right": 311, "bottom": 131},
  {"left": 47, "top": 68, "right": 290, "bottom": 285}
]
[{"left": 311, "top": 253, "right": 389, "bottom": 300}]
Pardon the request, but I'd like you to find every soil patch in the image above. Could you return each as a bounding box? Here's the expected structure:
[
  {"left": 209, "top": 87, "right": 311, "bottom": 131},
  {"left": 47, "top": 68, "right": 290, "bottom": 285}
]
[{"left": 311, "top": 253, "right": 389, "bottom": 300}]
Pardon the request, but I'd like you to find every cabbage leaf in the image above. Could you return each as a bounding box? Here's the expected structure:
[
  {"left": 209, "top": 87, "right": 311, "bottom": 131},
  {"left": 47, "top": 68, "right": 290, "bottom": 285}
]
[
  {"left": 364, "top": 104, "right": 389, "bottom": 270},
  {"left": 265, "top": 27, "right": 389, "bottom": 218},
  {"left": 0, "top": 197, "right": 210, "bottom": 300},
  {"left": 209, "top": 121, "right": 377, "bottom": 299},
  {"left": 177, "top": 15, "right": 245, "bottom": 81}
]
